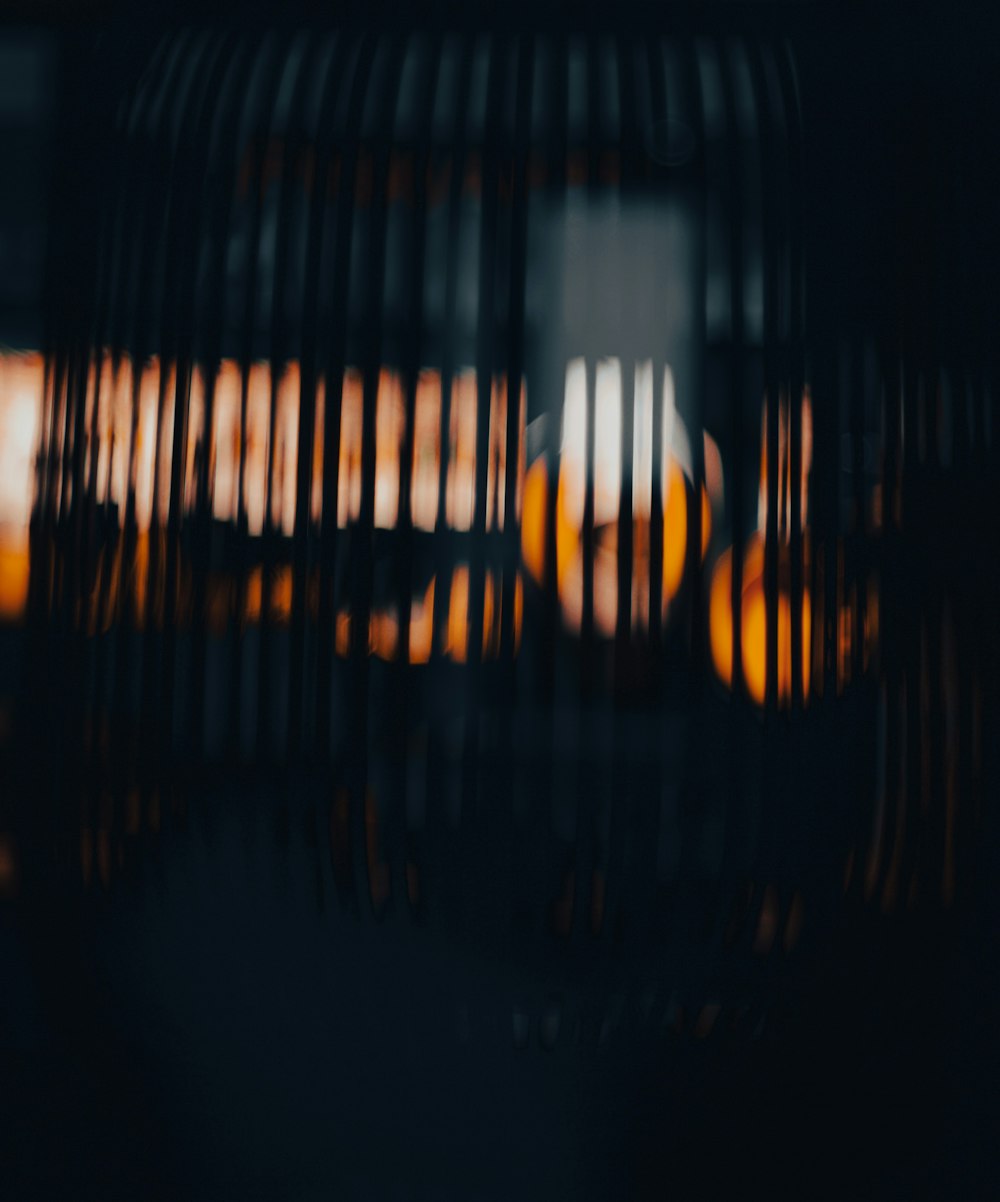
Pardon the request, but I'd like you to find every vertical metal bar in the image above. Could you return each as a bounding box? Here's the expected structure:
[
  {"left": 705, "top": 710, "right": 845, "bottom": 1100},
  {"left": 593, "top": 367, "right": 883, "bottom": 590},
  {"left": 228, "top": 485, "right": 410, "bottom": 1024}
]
[
  {"left": 568, "top": 26, "right": 600, "bottom": 950},
  {"left": 254, "top": 38, "right": 317, "bottom": 768},
  {"left": 288, "top": 34, "right": 349, "bottom": 773},
  {"left": 185, "top": 36, "right": 263, "bottom": 768},
  {"left": 159, "top": 35, "right": 241, "bottom": 816},
  {"left": 500, "top": 36, "right": 534, "bottom": 673},
  {"left": 128, "top": 35, "right": 213, "bottom": 843},
  {"left": 601, "top": 30, "right": 631, "bottom": 950},
  {"left": 743, "top": 39, "right": 781, "bottom": 955},
  {"left": 645, "top": 32, "right": 667, "bottom": 671},
  {"left": 389, "top": 33, "right": 444, "bottom": 913},
  {"left": 228, "top": 33, "right": 296, "bottom": 760},
  {"left": 349, "top": 32, "right": 409, "bottom": 917},
  {"left": 315, "top": 31, "right": 374, "bottom": 785},
  {"left": 872, "top": 345, "right": 902, "bottom": 902},
  {"left": 459, "top": 32, "right": 504, "bottom": 835},
  {"left": 778, "top": 43, "right": 804, "bottom": 719},
  {"left": 422, "top": 32, "right": 475, "bottom": 929}
]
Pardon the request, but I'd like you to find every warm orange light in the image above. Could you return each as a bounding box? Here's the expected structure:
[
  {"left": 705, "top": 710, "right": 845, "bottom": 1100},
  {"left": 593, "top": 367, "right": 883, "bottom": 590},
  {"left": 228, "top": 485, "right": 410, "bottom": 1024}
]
[
  {"left": 520, "top": 458, "right": 548, "bottom": 584},
  {"left": 335, "top": 610, "right": 351, "bottom": 656},
  {"left": 520, "top": 446, "right": 692, "bottom": 637},
  {"left": 243, "top": 362, "right": 271, "bottom": 536},
  {"left": 446, "top": 371, "right": 477, "bottom": 530},
  {"left": 133, "top": 357, "right": 161, "bottom": 534},
  {"left": 411, "top": 372, "right": 441, "bottom": 531},
  {"left": 518, "top": 359, "right": 700, "bottom": 637},
  {"left": 758, "top": 392, "right": 812, "bottom": 537},
  {"left": 708, "top": 390, "right": 819, "bottom": 705},
  {"left": 183, "top": 364, "right": 205, "bottom": 517},
  {"left": 132, "top": 531, "right": 150, "bottom": 628},
  {"left": 700, "top": 481, "right": 712, "bottom": 560},
  {"left": 339, "top": 369, "right": 364, "bottom": 526},
  {"left": 0, "top": 545, "right": 29, "bottom": 621},
  {"left": 245, "top": 566, "right": 263, "bottom": 623},
  {"left": 708, "top": 546, "right": 735, "bottom": 687},
  {"left": 0, "top": 350, "right": 43, "bottom": 622},
  {"left": 663, "top": 458, "right": 688, "bottom": 602},
  {"left": 708, "top": 533, "right": 812, "bottom": 706},
  {"left": 865, "top": 573, "right": 879, "bottom": 670},
  {"left": 703, "top": 430, "right": 724, "bottom": 512},
  {"left": 272, "top": 363, "right": 300, "bottom": 537},
  {"left": 446, "top": 564, "right": 470, "bottom": 662},
  {"left": 269, "top": 564, "right": 293, "bottom": 622},
  {"left": 486, "top": 374, "right": 526, "bottom": 531},
  {"left": 311, "top": 377, "right": 326, "bottom": 524},
  {"left": 369, "top": 607, "right": 399, "bottom": 660},
  {"left": 374, "top": 370, "right": 404, "bottom": 529},
  {"left": 409, "top": 577, "right": 435, "bottom": 663},
  {"left": 211, "top": 359, "right": 241, "bottom": 522}
]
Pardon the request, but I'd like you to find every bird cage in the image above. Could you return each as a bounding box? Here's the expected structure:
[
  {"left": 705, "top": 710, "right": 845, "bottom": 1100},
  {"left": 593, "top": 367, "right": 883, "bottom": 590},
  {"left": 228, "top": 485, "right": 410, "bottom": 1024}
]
[{"left": 7, "top": 5, "right": 999, "bottom": 1195}]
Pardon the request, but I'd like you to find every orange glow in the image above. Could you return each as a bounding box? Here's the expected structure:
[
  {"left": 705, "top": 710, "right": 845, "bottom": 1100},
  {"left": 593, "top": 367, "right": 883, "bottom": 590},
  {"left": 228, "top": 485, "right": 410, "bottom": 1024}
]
[
  {"left": 206, "top": 574, "right": 233, "bottom": 633},
  {"left": 184, "top": 364, "right": 206, "bottom": 516},
  {"left": 408, "top": 577, "right": 435, "bottom": 663},
  {"left": 708, "top": 533, "right": 812, "bottom": 706},
  {"left": 701, "top": 482, "right": 712, "bottom": 559},
  {"left": 708, "top": 390, "right": 819, "bottom": 706},
  {"left": 247, "top": 365, "right": 273, "bottom": 533},
  {"left": 271, "top": 363, "right": 300, "bottom": 536},
  {"left": 703, "top": 430, "right": 724, "bottom": 512},
  {"left": 12, "top": 343, "right": 749, "bottom": 671},
  {"left": 411, "top": 372, "right": 441, "bottom": 531},
  {"left": 708, "top": 546, "right": 735, "bottom": 687},
  {"left": 446, "top": 370, "right": 477, "bottom": 530},
  {"left": 133, "top": 358, "right": 161, "bottom": 534},
  {"left": 339, "top": 370, "right": 363, "bottom": 526},
  {"left": 663, "top": 459, "right": 688, "bottom": 602},
  {"left": 311, "top": 377, "right": 325, "bottom": 523},
  {"left": 269, "top": 565, "right": 293, "bottom": 622},
  {"left": 514, "top": 572, "right": 523, "bottom": 651},
  {"left": 865, "top": 572, "right": 879, "bottom": 671},
  {"left": 0, "top": 351, "right": 43, "bottom": 619},
  {"left": 519, "top": 360, "right": 694, "bottom": 638},
  {"left": 0, "top": 545, "right": 29, "bottom": 621},
  {"left": 369, "top": 607, "right": 399, "bottom": 660},
  {"left": 335, "top": 610, "right": 351, "bottom": 656},
  {"left": 758, "top": 392, "right": 812, "bottom": 537},
  {"left": 520, "top": 458, "right": 548, "bottom": 584},
  {"left": 486, "top": 374, "right": 527, "bottom": 531},
  {"left": 132, "top": 531, "right": 150, "bottom": 628},
  {"left": 837, "top": 589, "right": 855, "bottom": 693},
  {"left": 374, "top": 370, "right": 404, "bottom": 528},
  {"left": 314, "top": 569, "right": 520, "bottom": 665},
  {"left": 245, "top": 566, "right": 263, "bottom": 623},
  {"left": 482, "top": 570, "right": 497, "bottom": 656},
  {"left": 211, "top": 359, "right": 241, "bottom": 521},
  {"left": 0, "top": 834, "right": 17, "bottom": 898},
  {"left": 446, "top": 564, "right": 470, "bottom": 662},
  {"left": 155, "top": 361, "right": 178, "bottom": 525}
]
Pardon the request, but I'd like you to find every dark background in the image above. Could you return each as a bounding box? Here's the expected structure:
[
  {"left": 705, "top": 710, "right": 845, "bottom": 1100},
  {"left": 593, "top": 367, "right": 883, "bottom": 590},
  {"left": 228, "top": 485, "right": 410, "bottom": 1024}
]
[{"left": 2, "top": 3, "right": 999, "bottom": 1198}]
